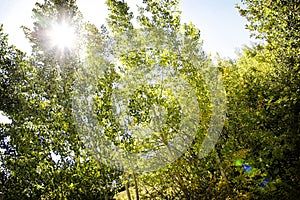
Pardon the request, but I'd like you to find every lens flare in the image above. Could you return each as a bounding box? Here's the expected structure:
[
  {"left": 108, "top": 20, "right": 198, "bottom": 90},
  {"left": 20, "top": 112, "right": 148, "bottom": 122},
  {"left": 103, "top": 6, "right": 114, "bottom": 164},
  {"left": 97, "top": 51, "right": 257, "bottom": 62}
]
[{"left": 242, "top": 164, "right": 252, "bottom": 172}]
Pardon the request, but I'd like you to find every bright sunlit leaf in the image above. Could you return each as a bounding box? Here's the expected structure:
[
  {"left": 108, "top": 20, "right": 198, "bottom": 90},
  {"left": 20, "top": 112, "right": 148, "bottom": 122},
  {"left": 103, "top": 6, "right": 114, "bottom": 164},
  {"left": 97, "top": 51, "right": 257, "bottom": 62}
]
[{"left": 48, "top": 21, "right": 76, "bottom": 50}]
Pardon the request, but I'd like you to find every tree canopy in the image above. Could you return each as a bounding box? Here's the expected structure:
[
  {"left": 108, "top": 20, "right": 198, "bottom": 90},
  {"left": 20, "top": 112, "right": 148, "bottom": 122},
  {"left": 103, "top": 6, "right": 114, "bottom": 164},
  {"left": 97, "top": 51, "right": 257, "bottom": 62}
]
[{"left": 1, "top": 0, "right": 299, "bottom": 199}]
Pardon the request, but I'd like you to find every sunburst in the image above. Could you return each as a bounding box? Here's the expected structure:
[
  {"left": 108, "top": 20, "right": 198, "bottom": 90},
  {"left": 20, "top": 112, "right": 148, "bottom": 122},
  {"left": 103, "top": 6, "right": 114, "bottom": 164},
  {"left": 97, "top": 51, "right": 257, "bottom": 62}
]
[{"left": 48, "top": 21, "right": 76, "bottom": 51}]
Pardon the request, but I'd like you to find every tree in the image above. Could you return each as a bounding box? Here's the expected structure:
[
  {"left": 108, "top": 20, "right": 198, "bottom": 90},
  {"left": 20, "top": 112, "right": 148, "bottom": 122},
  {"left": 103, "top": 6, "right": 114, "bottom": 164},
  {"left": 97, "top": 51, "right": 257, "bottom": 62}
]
[
  {"left": 80, "top": 0, "right": 226, "bottom": 199},
  {"left": 1, "top": 0, "right": 122, "bottom": 199},
  {"left": 235, "top": 0, "right": 300, "bottom": 198},
  {"left": 3, "top": 0, "right": 299, "bottom": 199},
  {"left": 237, "top": 0, "right": 300, "bottom": 133},
  {"left": 0, "top": 24, "right": 30, "bottom": 198},
  {"left": 127, "top": 0, "right": 300, "bottom": 198}
]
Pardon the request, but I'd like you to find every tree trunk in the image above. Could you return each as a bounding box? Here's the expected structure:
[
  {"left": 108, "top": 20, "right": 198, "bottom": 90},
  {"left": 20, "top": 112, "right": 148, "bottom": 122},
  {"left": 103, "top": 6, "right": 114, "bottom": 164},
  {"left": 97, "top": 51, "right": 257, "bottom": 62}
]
[
  {"left": 215, "top": 152, "right": 230, "bottom": 192},
  {"left": 133, "top": 173, "right": 139, "bottom": 200},
  {"left": 125, "top": 174, "right": 132, "bottom": 200}
]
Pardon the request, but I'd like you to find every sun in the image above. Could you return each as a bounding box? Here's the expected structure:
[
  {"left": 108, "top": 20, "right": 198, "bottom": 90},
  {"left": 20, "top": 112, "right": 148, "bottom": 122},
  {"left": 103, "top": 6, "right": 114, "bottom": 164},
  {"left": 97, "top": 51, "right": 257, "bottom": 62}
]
[{"left": 48, "top": 21, "right": 76, "bottom": 50}]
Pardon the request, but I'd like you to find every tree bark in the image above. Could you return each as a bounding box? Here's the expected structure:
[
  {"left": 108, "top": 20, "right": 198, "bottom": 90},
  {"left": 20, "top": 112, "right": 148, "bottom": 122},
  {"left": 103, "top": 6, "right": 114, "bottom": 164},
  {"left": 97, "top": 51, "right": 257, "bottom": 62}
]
[
  {"left": 215, "top": 152, "right": 230, "bottom": 192},
  {"left": 133, "top": 173, "right": 139, "bottom": 200},
  {"left": 125, "top": 174, "right": 132, "bottom": 200}
]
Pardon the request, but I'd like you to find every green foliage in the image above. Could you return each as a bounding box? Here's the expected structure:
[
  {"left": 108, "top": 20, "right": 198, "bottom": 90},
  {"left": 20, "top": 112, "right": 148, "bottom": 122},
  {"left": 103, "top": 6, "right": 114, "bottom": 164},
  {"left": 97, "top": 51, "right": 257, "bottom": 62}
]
[
  {"left": 1, "top": 0, "right": 300, "bottom": 199},
  {"left": 235, "top": 1, "right": 300, "bottom": 198},
  {"left": 135, "top": 0, "right": 300, "bottom": 198},
  {"left": 0, "top": 0, "right": 121, "bottom": 199},
  {"left": 237, "top": 0, "right": 299, "bottom": 53},
  {"left": 237, "top": 0, "right": 300, "bottom": 126},
  {"left": 218, "top": 43, "right": 300, "bottom": 199}
]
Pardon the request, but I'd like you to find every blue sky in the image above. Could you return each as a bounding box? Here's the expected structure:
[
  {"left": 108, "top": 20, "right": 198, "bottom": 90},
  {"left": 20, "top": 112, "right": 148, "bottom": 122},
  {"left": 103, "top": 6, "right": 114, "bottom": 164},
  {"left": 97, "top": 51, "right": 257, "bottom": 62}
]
[{"left": 0, "top": 0, "right": 254, "bottom": 58}]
